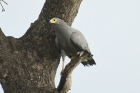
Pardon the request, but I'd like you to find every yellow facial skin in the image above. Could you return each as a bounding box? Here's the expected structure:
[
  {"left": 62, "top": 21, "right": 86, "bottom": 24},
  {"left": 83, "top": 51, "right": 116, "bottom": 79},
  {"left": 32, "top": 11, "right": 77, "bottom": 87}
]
[{"left": 50, "top": 18, "right": 57, "bottom": 23}]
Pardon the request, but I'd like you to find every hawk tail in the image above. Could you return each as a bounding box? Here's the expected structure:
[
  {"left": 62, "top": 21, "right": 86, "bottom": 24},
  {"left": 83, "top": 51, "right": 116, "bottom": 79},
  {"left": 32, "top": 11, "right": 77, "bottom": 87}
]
[{"left": 81, "top": 55, "right": 96, "bottom": 66}]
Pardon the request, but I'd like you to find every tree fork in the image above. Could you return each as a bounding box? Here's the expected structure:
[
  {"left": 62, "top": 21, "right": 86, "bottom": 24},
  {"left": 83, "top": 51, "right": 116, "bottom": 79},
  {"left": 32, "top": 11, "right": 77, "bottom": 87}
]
[{"left": 0, "top": 0, "right": 82, "bottom": 93}]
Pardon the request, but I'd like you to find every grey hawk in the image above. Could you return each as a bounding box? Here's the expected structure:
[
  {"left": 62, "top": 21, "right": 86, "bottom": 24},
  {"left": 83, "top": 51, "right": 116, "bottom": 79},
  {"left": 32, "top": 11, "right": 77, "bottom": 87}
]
[{"left": 50, "top": 18, "right": 96, "bottom": 72}]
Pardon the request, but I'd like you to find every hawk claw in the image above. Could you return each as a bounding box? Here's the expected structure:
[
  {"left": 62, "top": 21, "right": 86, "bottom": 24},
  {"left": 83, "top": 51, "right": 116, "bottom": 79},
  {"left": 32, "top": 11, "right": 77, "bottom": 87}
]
[{"left": 77, "top": 51, "right": 84, "bottom": 57}]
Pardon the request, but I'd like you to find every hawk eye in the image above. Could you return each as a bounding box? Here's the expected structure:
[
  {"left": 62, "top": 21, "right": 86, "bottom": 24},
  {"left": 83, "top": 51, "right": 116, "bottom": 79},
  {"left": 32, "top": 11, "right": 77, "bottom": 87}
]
[{"left": 53, "top": 19, "right": 56, "bottom": 21}]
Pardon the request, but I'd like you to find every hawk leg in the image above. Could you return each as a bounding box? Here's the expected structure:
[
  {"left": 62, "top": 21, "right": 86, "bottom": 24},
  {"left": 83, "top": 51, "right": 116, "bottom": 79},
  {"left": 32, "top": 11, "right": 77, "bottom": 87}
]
[{"left": 60, "top": 55, "right": 65, "bottom": 75}]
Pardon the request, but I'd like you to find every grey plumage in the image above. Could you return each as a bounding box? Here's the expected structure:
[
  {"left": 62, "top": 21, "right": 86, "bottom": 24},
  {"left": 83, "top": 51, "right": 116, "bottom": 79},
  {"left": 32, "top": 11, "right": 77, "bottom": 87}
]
[{"left": 50, "top": 18, "right": 96, "bottom": 67}]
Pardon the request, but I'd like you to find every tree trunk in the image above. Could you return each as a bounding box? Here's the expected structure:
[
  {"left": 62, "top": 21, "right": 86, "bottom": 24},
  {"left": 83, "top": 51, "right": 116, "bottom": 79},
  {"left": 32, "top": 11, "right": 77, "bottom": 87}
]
[{"left": 0, "top": 0, "right": 82, "bottom": 93}]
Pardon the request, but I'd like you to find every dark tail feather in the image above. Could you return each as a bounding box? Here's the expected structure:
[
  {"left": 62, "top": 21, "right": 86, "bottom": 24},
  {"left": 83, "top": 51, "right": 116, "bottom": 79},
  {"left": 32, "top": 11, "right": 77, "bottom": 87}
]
[
  {"left": 81, "top": 57, "right": 96, "bottom": 66},
  {"left": 88, "top": 58, "right": 96, "bottom": 65}
]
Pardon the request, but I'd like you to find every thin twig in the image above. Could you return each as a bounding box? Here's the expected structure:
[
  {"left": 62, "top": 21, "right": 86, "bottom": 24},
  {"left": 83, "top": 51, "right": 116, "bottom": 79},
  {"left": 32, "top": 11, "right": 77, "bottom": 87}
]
[
  {"left": 0, "top": 0, "right": 8, "bottom": 12},
  {"left": 2, "top": 0, "right": 8, "bottom": 5},
  {"left": 0, "top": 2, "right": 5, "bottom": 12}
]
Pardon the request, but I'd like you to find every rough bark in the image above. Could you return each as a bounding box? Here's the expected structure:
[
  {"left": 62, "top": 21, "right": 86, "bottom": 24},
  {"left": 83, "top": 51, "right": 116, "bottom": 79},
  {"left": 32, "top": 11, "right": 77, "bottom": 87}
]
[{"left": 0, "top": 0, "right": 82, "bottom": 93}]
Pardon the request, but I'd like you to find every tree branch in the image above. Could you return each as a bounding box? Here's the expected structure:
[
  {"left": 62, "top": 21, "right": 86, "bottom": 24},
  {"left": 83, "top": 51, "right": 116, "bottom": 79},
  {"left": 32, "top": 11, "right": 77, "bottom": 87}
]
[
  {"left": 0, "top": 0, "right": 8, "bottom": 12},
  {"left": 0, "top": 0, "right": 83, "bottom": 92},
  {"left": 57, "top": 53, "right": 88, "bottom": 93}
]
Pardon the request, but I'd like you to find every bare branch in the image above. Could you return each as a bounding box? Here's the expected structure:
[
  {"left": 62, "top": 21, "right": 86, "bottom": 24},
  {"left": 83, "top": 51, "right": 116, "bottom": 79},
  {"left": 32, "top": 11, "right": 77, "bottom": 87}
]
[
  {"left": 57, "top": 53, "right": 88, "bottom": 93},
  {"left": 0, "top": 0, "right": 8, "bottom": 12},
  {"left": 1, "top": 0, "right": 8, "bottom": 5},
  {"left": 0, "top": 2, "right": 4, "bottom": 12}
]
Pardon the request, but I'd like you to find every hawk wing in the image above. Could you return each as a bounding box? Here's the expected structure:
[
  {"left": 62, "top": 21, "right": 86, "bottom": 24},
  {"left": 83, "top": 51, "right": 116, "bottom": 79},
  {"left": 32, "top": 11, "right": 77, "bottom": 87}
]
[
  {"left": 70, "top": 31, "right": 96, "bottom": 66},
  {"left": 70, "top": 31, "right": 91, "bottom": 53}
]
